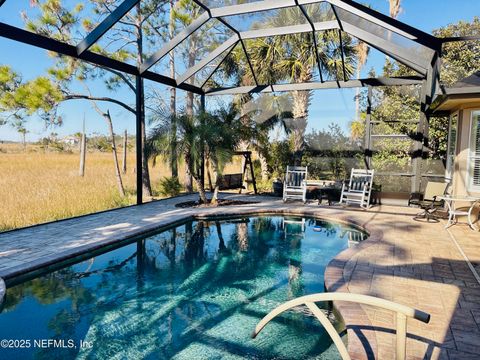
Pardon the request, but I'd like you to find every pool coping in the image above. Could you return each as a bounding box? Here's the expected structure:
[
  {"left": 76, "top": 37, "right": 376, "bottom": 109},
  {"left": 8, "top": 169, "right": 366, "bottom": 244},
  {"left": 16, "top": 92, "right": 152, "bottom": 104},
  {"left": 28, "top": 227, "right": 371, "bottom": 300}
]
[
  {"left": 1, "top": 208, "right": 368, "bottom": 283},
  {"left": 324, "top": 223, "right": 383, "bottom": 360},
  {"left": 1, "top": 215, "right": 198, "bottom": 285}
]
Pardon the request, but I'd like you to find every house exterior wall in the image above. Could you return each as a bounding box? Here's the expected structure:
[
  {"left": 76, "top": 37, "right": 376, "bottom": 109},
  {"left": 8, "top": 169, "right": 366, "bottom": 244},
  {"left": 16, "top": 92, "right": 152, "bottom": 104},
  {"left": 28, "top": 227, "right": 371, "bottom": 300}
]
[
  {"left": 447, "top": 103, "right": 480, "bottom": 223},
  {"left": 451, "top": 103, "right": 480, "bottom": 197}
]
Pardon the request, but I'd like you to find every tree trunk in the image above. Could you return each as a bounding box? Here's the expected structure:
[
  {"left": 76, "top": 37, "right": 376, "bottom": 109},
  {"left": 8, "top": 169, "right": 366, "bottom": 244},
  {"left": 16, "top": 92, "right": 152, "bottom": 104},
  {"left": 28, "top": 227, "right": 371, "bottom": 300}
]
[
  {"left": 184, "top": 166, "right": 193, "bottom": 194},
  {"left": 236, "top": 223, "right": 248, "bottom": 251},
  {"left": 291, "top": 92, "right": 310, "bottom": 165},
  {"left": 210, "top": 154, "right": 221, "bottom": 205},
  {"left": 136, "top": 3, "right": 152, "bottom": 198},
  {"left": 291, "top": 91, "right": 309, "bottom": 165},
  {"left": 185, "top": 221, "right": 192, "bottom": 253},
  {"left": 122, "top": 129, "right": 127, "bottom": 174},
  {"left": 355, "top": 67, "right": 361, "bottom": 122},
  {"left": 193, "top": 175, "right": 208, "bottom": 204},
  {"left": 184, "top": 88, "right": 194, "bottom": 192},
  {"left": 21, "top": 132, "right": 26, "bottom": 152},
  {"left": 183, "top": 32, "right": 197, "bottom": 193},
  {"left": 215, "top": 221, "right": 226, "bottom": 252},
  {"left": 140, "top": 111, "right": 152, "bottom": 197},
  {"left": 290, "top": 71, "right": 312, "bottom": 165},
  {"left": 104, "top": 110, "right": 125, "bottom": 197},
  {"left": 237, "top": 140, "right": 249, "bottom": 188},
  {"left": 205, "top": 155, "right": 214, "bottom": 192},
  {"left": 169, "top": 0, "right": 178, "bottom": 179},
  {"left": 165, "top": 228, "right": 176, "bottom": 266},
  {"left": 258, "top": 152, "right": 269, "bottom": 181},
  {"left": 79, "top": 132, "right": 86, "bottom": 177},
  {"left": 184, "top": 86, "right": 194, "bottom": 192},
  {"left": 185, "top": 150, "right": 207, "bottom": 203},
  {"left": 238, "top": 99, "right": 254, "bottom": 184}
]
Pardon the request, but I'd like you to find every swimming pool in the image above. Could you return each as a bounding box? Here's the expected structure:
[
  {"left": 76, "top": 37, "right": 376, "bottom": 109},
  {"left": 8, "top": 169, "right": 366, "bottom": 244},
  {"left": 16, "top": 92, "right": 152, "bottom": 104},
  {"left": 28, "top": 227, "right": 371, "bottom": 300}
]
[{"left": 0, "top": 215, "right": 367, "bottom": 359}]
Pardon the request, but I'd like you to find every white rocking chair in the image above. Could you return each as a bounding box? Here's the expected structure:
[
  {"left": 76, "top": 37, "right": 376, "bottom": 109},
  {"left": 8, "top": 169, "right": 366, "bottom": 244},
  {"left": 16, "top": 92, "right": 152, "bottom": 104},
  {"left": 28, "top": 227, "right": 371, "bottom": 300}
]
[
  {"left": 340, "top": 168, "right": 374, "bottom": 209},
  {"left": 283, "top": 166, "right": 308, "bottom": 203}
]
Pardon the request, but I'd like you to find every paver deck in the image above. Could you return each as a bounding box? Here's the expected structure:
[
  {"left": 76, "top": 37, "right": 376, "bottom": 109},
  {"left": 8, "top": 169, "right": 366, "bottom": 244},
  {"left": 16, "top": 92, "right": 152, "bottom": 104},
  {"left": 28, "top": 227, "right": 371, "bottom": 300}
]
[{"left": 0, "top": 193, "right": 479, "bottom": 359}]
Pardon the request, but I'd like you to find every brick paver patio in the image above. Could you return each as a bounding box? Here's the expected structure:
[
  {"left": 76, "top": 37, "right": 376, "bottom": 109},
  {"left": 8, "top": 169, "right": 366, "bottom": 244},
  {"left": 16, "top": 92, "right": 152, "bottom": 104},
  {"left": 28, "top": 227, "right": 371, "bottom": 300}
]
[{"left": 0, "top": 193, "right": 479, "bottom": 359}]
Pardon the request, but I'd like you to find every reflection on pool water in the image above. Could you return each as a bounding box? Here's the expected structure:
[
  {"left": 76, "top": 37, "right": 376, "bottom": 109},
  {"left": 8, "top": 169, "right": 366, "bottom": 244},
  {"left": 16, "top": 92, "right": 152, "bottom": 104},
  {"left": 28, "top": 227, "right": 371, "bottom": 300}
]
[{"left": 0, "top": 216, "right": 367, "bottom": 359}]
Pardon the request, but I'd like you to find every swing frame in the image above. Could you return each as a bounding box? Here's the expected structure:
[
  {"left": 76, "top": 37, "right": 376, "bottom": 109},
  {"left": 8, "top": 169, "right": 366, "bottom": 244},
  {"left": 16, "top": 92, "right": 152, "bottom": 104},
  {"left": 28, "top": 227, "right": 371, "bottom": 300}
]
[{"left": 207, "top": 151, "right": 258, "bottom": 194}]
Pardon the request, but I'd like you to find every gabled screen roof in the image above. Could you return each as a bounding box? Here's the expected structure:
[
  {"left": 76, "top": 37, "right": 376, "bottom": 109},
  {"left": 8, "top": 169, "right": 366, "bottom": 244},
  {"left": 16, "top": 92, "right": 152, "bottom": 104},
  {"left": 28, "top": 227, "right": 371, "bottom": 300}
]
[{"left": 0, "top": 0, "right": 446, "bottom": 95}]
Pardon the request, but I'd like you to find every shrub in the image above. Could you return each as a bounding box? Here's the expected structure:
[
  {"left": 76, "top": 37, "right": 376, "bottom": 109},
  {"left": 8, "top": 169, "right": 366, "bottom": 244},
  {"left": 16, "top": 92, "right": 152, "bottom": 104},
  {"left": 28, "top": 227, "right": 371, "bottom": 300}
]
[
  {"left": 49, "top": 141, "right": 68, "bottom": 153},
  {"left": 256, "top": 179, "right": 273, "bottom": 194},
  {"left": 268, "top": 140, "right": 294, "bottom": 179},
  {"left": 158, "top": 176, "right": 182, "bottom": 197}
]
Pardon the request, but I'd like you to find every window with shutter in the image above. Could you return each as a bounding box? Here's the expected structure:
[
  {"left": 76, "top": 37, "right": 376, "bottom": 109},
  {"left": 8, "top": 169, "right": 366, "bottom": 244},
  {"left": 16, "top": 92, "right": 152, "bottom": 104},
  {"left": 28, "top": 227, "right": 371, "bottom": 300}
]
[{"left": 468, "top": 110, "right": 480, "bottom": 192}]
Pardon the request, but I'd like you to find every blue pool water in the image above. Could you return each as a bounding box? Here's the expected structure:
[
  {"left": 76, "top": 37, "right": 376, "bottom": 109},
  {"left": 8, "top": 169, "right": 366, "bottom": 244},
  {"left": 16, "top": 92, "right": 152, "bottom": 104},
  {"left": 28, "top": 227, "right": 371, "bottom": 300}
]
[{"left": 0, "top": 216, "right": 367, "bottom": 359}]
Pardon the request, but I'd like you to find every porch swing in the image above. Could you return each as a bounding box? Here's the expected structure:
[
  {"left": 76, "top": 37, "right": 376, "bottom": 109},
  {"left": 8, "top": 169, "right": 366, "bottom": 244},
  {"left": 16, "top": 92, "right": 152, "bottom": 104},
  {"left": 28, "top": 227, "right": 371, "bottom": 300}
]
[{"left": 208, "top": 151, "right": 257, "bottom": 194}]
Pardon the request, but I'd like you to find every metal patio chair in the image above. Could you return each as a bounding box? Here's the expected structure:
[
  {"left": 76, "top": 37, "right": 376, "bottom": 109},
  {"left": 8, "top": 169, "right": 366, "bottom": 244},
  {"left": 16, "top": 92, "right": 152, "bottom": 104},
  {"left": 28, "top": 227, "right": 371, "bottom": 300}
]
[
  {"left": 409, "top": 181, "right": 449, "bottom": 222},
  {"left": 252, "top": 292, "right": 430, "bottom": 360},
  {"left": 340, "top": 169, "right": 375, "bottom": 209},
  {"left": 283, "top": 166, "right": 308, "bottom": 203}
]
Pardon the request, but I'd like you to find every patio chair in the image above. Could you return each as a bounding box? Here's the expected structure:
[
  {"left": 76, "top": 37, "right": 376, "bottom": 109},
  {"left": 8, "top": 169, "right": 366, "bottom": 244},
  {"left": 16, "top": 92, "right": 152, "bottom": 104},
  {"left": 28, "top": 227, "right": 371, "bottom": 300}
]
[
  {"left": 340, "top": 168, "right": 375, "bottom": 209},
  {"left": 252, "top": 292, "right": 430, "bottom": 360},
  {"left": 283, "top": 166, "right": 308, "bottom": 203},
  {"left": 409, "top": 181, "right": 449, "bottom": 222}
]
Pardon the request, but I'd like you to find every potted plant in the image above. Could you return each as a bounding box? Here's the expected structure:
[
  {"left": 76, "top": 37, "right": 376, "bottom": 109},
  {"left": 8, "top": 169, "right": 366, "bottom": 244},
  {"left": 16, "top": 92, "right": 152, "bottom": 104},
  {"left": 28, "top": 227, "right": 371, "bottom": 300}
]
[{"left": 272, "top": 177, "right": 283, "bottom": 196}]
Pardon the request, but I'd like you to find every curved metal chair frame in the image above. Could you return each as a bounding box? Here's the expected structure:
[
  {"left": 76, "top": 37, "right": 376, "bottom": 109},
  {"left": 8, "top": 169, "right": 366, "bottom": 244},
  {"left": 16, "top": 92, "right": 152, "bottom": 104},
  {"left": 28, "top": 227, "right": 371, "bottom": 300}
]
[
  {"left": 410, "top": 181, "right": 449, "bottom": 223},
  {"left": 252, "top": 292, "right": 430, "bottom": 360}
]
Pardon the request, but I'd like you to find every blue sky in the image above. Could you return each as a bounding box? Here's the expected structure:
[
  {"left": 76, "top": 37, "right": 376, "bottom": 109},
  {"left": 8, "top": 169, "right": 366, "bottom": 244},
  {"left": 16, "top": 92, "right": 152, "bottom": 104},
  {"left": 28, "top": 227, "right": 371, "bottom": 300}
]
[{"left": 0, "top": 0, "right": 479, "bottom": 142}]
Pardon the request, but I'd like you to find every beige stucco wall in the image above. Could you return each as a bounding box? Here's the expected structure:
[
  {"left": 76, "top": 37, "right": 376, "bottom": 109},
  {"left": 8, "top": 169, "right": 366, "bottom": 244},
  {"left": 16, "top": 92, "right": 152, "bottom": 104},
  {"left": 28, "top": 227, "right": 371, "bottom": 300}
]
[
  {"left": 449, "top": 104, "right": 480, "bottom": 222},
  {"left": 452, "top": 104, "right": 480, "bottom": 197}
]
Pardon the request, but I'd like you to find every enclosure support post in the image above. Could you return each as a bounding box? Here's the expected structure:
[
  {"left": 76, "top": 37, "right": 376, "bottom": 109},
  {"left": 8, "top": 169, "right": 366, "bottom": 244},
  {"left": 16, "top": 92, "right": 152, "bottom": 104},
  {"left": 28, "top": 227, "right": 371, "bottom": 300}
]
[
  {"left": 136, "top": 75, "right": 143, "bottom": 205},
  {"left": 412, "top": 80, "right": 428, "bottom": 193},
  {"left": 412, "top": 53, "right": 439, "bottom": 193},
  {"left": 364, "top": 86, "right": 372, "bottom": 169},
  {"left": 200, "top": 94, "right": 206, "bottom": 190}
]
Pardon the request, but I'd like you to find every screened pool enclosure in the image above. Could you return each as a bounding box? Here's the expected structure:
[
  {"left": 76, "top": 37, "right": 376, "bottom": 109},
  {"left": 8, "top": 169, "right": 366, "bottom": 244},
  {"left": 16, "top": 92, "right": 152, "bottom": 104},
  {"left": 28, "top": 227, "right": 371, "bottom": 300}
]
[{"left": 1, "top": 0, "right": 476, "bottom": 202}]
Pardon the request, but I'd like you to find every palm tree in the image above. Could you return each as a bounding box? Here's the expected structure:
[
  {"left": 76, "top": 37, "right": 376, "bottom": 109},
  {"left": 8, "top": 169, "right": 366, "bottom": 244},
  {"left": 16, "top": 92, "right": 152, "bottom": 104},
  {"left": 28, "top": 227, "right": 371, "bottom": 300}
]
[
  {"left": 387, "top": 1, "right": 402, "bottom": 47},
  {"left": 174, "top": 0, "right": 231, "bottom": 192},
  {"left": 354, "top": 41, "right": 369, "bottom": 121},
  {"left": 206, "top": 44, "right": 294, "bottom": 181},
  {"left": 389, "top": 0, "right": 402, "bottom": 18},
  {"left": 243, "top": 94, "right": 294, "bottom": 180},
  {"left": 168, "top": 0, "right": 178, "bottom": 179},
  {"left": 147, "top": 110, "right": 207, "bottom": 203},
  {"left": 147, "top": 105, "right": 242, "bottom": 205},
  {"left": 202, "top": 105, "right": 243, "bottom": 203},
  {"left": 247, "top": 6, "right": 357, "bottom": 164}
]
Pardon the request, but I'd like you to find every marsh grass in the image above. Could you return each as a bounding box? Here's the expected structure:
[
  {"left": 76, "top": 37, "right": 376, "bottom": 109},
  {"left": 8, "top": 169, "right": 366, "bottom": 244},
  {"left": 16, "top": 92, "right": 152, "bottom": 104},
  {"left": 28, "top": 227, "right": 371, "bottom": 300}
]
[
  {"left": 0, "top": 144, "right": 245, "bottom": 232},
  {"left": 0, "top": 147, "right": 166, "bottom": 231}
]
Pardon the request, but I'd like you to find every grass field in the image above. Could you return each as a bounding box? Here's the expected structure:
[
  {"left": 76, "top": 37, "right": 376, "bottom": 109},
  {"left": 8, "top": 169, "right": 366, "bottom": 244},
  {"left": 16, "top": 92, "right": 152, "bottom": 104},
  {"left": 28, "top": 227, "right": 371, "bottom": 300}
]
[
  {"left": 0, "top": 144, "right": 174, "bottom": 232},
  {"left": 0, "top": 144, "right": 246, "bottom": 232}
]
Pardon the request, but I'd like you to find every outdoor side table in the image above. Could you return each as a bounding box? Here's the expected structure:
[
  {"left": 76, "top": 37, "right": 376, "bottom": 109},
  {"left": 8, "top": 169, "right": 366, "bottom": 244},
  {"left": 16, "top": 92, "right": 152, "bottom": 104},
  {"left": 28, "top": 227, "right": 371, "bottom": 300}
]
[
  {"left": 438, "top": 195, "right": 480, "bottom": 230},
  {"left": 304, "top": 180, "right": 341, "bottom": 206},
  {"left": 318, "top": 187, "right": 341, "bottom": 206}
]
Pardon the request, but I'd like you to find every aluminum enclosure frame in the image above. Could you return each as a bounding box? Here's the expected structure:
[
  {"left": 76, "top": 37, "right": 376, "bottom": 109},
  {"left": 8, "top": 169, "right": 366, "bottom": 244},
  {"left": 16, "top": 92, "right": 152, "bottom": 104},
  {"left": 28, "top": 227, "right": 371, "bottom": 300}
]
[{"left": 0, "top": 0, "right": 476, "bottom": 201}]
